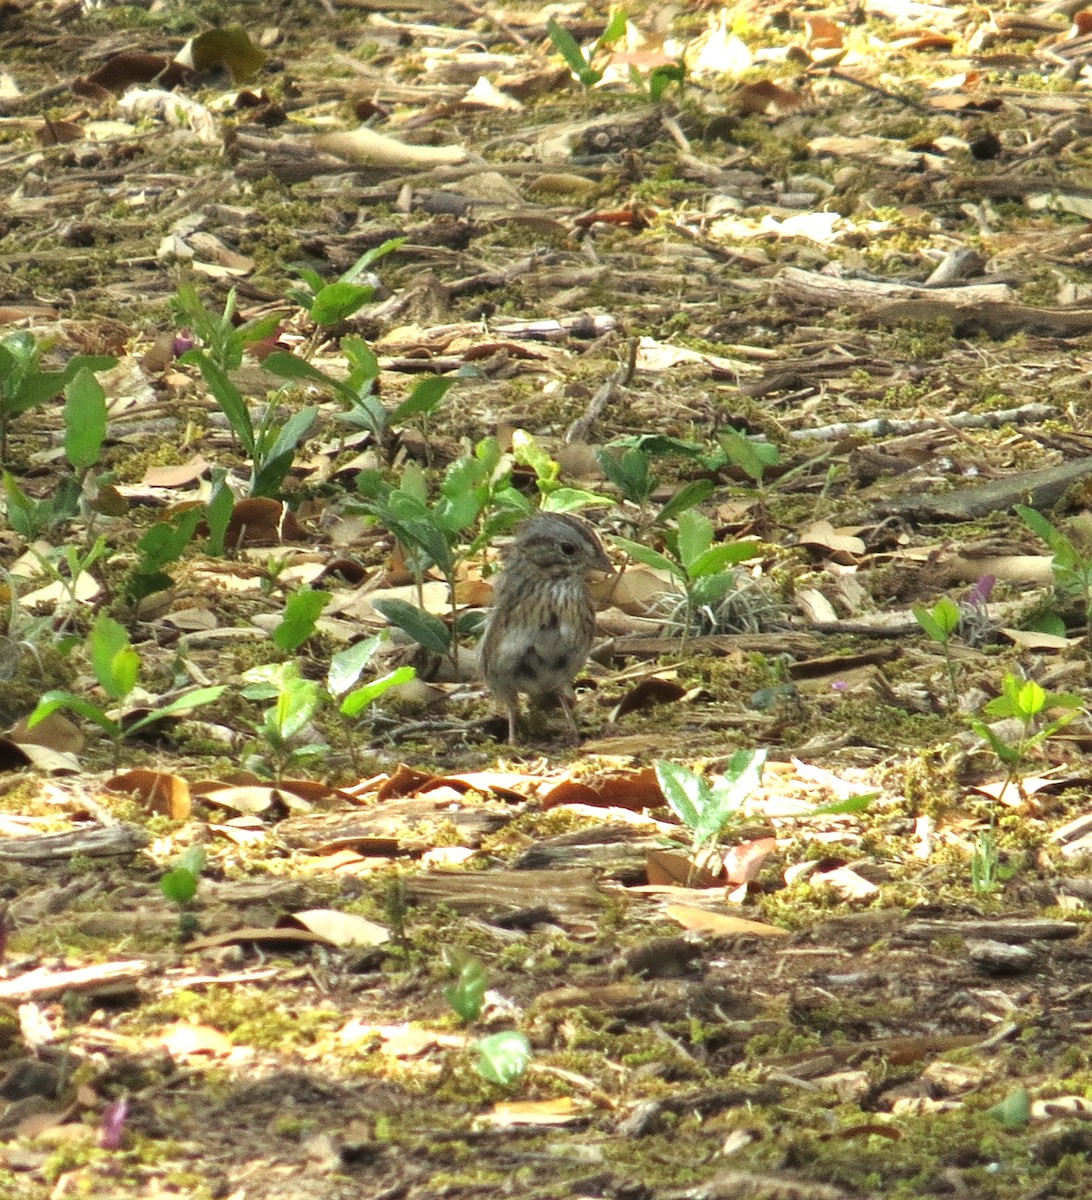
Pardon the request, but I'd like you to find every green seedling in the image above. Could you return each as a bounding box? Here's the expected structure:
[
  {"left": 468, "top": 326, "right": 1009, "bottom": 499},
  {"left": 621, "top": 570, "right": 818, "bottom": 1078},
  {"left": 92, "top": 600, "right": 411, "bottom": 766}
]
[
  {"left": 970, "top": 672, "right": 1083, "bottom": 798},
  {"left": 969, "top": 822, "right": 1017, "bottom": 895},
  {"left": 442, "top": 948, "right": 488, "bottom": 1022},
  {"left": 4, "top": 367, "right": 114, "bottom": 541},
  {"left": 160, "top": 846, "right": 206, "bottom": 938},
  {"left": 123, "top": 508, "right": 203, "bottom": 608},
  {"left": 546, "top": 9, "right": 627, "bottom": 90},
  {"left": 205, "top": 469, "right": 235, "bottom": 557},
  {"left": 912, "top": 595, "right": 961, "bottom": 707},
  {"left": 1017, "top": 504, "right": 1092, "bottom": 653},
  {"left": 613, "top": 508, "right": 762, "bottom": 638},
  {"left": 358, "top": 442, "right": 533, "bottom": 665},
  {"left": 327, "top": 633, "right": 416, "bottom": 771},
  {"left": 272, "top": 588, "right": 331, "bottom": 652},
  {"left": 3, "top": 471, "right": 79, "bottom": 541},
  {"left": 27, "top": 614, "right": 226, "bottom": 765},
  {"left": 240, "top": 661, "right": 326, "bottom": 780},
  {"left": 512, "top": 430, "right": 610, "bottom": 514},
  {"left": 170, "top": 284, "right": 284, "bottom": 373},
  {"left": 181, "top": 348, "right": 317, "bottom": 498},
  {"left": 264, "top": 337, "right": 458, "bottom": 460},
  {"left": 655, "top": 750, "right": 766, "bottom": 879},
  {"left": 472, "top": 1031, "right": 532, "bottom": 1086},
  {"left": 596, "top": 439, "right": 714, "bottom": 534},
  {"left": 285, "top": 240, "right": 404, "bottom": 353},
  {"left": 0, "top": 331, "right": 115, "bottom": 463},
  {"left": 714, "top": 426, "right": 782, "bottom": 485}
]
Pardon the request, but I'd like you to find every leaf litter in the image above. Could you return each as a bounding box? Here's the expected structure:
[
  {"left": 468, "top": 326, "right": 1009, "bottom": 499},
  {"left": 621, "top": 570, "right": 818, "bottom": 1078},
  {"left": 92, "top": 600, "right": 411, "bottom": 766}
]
[{"left": 5, "top": 0, "right": 1092, "bottom": 1195}]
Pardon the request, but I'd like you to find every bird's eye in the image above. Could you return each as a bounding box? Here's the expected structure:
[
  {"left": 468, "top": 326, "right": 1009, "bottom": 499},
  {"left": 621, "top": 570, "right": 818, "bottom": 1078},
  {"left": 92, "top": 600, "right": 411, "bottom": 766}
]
[{"left": 560, "top": 541, "right": 577, "bottom": 556}]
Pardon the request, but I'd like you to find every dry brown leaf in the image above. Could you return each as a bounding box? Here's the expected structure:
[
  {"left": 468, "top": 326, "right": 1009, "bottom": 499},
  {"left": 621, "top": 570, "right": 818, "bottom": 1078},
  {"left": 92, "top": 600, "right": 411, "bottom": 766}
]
[
  {"left": 478, "top": 1097, "right": 581, "bottom": 1127},
  {"left": 665, "top": 904, "right": 789, "bottom": 937},
  {"left": 279, "top": 909, "right": 390, "bottom": 947},
  {"left": 157, "top": 1021, "right": 233, "bottom": 1058},
  {"left": 106, "top": 768, "right": 191, "bottom": 819}
]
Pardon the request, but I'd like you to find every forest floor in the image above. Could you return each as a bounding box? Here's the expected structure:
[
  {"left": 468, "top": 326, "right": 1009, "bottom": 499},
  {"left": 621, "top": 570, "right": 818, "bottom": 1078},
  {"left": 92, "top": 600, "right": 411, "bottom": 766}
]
[{"left": 5, "top": 0, "right": 1092, "bottom": 1197}]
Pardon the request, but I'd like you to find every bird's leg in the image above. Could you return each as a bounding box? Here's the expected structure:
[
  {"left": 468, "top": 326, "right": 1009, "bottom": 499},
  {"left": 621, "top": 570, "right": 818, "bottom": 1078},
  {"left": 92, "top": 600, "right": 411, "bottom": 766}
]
[
  {"left": 506, "top": 699, "right": 522, "bottom": 745},
  {"left": 557, "top": 692, "right": 581, "bottom": 745}
]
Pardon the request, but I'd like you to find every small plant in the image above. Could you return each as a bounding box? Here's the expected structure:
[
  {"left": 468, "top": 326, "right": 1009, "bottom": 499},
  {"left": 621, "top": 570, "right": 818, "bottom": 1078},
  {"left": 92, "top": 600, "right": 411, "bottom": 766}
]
[
  {"left": 596, "top": 438, "right": 713, "bottom": 535},
  {"left": 443, "top": 948, "right": 489, "bottom": 1022},
  {"left": 655, "top": 750, "right": 767, "bottom": 879},
  {"left": 1017, "top": 504, "right": 1092, "bottom": 653},
  {"left": 358, "top": 442, "right": 534, "bottom": 664},
  {"left": 170, "top": 284, "right": 283, "bottom": 374},
  {"left": 240, "top": 661, "right": 326, "bottom": 780},
  {"left": 264, "top": 339, "right": 457, "bottom": 461},
  {"left": 512, "top": 430, "right": 610, "bottom": 515},
  {"left": 122, "top": 508, "right": 203, "bottom": 609},
  {"left": 0, "top": 331, "right": 115, "bottom": 463},
  {"left": 327, "top": 633, "right": 416, "bottom": 771},
  {"left": 912, "top": 596, "right": 961, "bottom": 707},
  {"left": 546, "top": 9, "right": 627, "bottom": 90},
  {"left": 160, "top": 846, "right": 206, "bottom": 938},
  {"left": 614, "top": 509, "right": 762, "bottom": 638},
  {"left": 283, "top": 240, "right": 403, "bottom": 355},
  {"left": 472, "top": 1031, "right": 532, "bottom": 1086},
  {"left": 181, "top": 347, "right": 317, "bottom": 498},
  {"left": 969, "top": 672, "right": 1083, "bottom": 798},
  {"left": 970, "top": 823, "right": 1006, "bottom": 895},
  {"left": 26, "top": 614, "right": 226, "bottom": 765}
]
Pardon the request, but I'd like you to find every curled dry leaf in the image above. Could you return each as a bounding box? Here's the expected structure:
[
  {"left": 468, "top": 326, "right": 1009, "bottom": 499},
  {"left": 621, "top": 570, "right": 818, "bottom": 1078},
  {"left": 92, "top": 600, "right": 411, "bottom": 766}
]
[
  {"left": 106, "top": 769, "right": 191, "bottom": 820},
  {"left": 315, "top": 126, "right": 467, "bottom": 167}
]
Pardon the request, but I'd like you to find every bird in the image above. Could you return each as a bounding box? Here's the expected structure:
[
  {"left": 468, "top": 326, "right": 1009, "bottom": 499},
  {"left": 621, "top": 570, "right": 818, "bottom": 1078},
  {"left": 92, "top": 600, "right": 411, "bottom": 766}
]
[{"left": 480, "top": 511, "right": 613, "bottom": 745}]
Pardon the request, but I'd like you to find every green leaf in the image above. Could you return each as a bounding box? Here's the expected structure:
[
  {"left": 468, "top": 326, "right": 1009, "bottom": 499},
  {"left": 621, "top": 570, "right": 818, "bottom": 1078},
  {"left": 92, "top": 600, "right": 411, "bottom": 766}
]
[
  {"left": 687, "top": 540, "right": 762, "bottom": 579},
  {"left": 612, "top": 536, "right": 683, "bottom": 580},
  {"left": 251, "top": 406, "right": 317, "bottom": 497},
  {"left": 676, "top": 509, "right": 713, "bottom": 572},
  {"left": 599, "top": 8, "right": 628, "bottom": 47},
  {"left": 443, "top": 952, "right": 488, "bottom": 1022},
  {"left": 390, "top": 375, "right": 456, "bottom": 422},
  {"left": 90, "top": 615, "right": 139, "bottom": 700},
  {"left": 340, "top": 666, "right": 416, "bottom": 717},
  {"left": 655, "top": 760, "right": 709, "bottom": 834},
  {"left": 693, "top": 749, "right": 765, "bottom": 846},
  {"left": 309, "top": 281, "right": 374, "bottom": 326},
  {"left": 25, "top": 690, "right": 119, "bottom": 737},
  {"left": 913, "top": 597, "right": 961, "bottom": 643},
  {"left": 512, "top": 430, "right": 558, "bottom": 486},
  {"left": 655, "top": 479, "right": 714, "bottom": 526},
  {"left": 341, "top": 237, "right": 405, "bottom": 282},
  {"left": 206, "top": 474, "right": 234, "bottom": 556},
  {"left": 647, "top": 61, "right": 685, "bottom": 102},
  {"left": 63, "top": 369, "right": 107, "bottom": 471},
  {"left": 329, "top": 635, "right": 383, "bottom": 697},
  {"left": 273, "top": 588, "right": 331, "bottom": 652},
  {"left": 546, "top": 17, "right": 598, "bottom": 84},
  {"left": 160, "top": 867, "right": 200, "bottom": 906},
  {"left": 718, "top": 427, "right": 781, "bottom": 482},
  {"left": 987, "top": 1087, "right": 1029, "bottom": 1129},
  {"left": 473, "top": 1031, "right": 532, "bottom": 1085},
  {"left": 263, "top": 351, "right": 356, "bottom": 404},
  {"left": 807, "top": 793, "right": 877, "bottom": 816},
  {"left": 126, "top": 686, "right": 228, "bottom": 735},
  {"left": 182, "top": 350, "right": 254, "bottom": 452},
  {"left": 539, "top": 487, "right": 612, "bottom": 513},
  {"left": 373, "top": 599, "right": 451, "bottom": 654},
  {"left": 597, "top": 445, "right": 653, "bottom": 506}
]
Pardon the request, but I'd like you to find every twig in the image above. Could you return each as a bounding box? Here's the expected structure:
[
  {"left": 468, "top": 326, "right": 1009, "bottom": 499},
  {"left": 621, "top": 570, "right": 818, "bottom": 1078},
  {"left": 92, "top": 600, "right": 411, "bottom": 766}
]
[{"left": 565, "top": 338, "right": 638, "bottom": 443}]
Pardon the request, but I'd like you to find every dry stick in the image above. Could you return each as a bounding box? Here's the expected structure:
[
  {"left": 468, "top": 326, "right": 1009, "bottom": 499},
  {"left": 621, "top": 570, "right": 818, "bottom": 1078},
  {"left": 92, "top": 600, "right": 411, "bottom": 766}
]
[
  {"left": 820, "top": 68, "right": 982, "bottom": 118},
  {"left": 565, "top": 338, "right": 638, "bottom": 444}
]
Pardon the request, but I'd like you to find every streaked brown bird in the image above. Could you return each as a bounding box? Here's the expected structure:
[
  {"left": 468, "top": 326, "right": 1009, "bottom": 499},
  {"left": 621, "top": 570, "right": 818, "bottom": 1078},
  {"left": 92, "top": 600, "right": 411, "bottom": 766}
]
[{"left": 480, "top": 511, "right": 612, "bottom": 745}]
